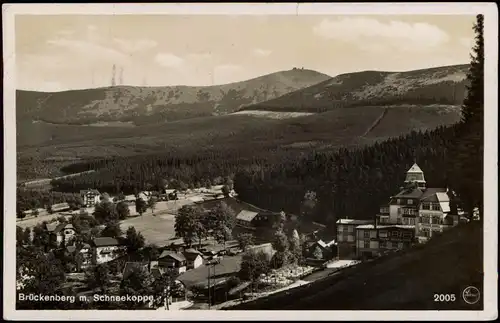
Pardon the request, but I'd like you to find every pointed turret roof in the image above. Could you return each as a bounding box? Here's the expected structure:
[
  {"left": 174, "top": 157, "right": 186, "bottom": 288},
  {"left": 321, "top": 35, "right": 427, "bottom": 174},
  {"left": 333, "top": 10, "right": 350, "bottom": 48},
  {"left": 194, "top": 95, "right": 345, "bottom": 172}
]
[
  {"left": 404, "top": 163, "right": 426, "bottom": 185},
  {"left": 407, "top": 163, "right": 423, "bottom": 173}
]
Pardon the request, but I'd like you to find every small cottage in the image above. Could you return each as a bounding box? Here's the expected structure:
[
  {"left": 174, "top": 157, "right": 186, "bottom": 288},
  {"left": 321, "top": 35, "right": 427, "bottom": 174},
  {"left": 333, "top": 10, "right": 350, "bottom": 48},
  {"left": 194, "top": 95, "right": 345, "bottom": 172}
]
[
  {"left": 46, "top": 222, "right": 76, "bottom": 246},
  {"left": 183, "top": 249, "right": 204, "bottom": 270},
  {"left": 158, "top": 251, "right": 187, "bottom": 274}
]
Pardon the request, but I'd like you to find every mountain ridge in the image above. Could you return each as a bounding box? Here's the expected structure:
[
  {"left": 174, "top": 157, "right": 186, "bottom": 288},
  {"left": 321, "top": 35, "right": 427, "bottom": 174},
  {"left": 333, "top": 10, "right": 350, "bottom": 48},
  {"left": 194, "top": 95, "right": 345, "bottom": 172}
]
[
  {"left": 16, "top": 68, "right": 331, "bottom": 125},
  {"left": 240, "top": 64, "right": 469, "bottom": 113}
]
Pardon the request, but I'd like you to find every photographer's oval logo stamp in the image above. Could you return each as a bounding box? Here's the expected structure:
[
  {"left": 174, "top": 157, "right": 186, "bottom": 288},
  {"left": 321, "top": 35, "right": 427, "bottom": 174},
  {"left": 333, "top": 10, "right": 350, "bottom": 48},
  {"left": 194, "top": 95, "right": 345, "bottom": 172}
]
[{"left": 462, "top": 286, "right": 480, "bottom": 305}]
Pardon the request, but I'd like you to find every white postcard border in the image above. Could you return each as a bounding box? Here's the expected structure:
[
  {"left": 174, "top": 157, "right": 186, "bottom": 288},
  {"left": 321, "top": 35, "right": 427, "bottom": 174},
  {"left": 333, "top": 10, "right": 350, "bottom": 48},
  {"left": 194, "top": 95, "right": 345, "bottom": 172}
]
[{"left": 3, "top": 2, "right": 498, "bottom": 321}]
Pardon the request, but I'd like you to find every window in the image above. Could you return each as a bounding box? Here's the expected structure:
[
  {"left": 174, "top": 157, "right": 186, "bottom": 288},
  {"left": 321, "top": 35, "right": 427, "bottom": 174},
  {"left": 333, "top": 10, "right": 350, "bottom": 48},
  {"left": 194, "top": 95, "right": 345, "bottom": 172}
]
[
  {"left": 397, "top": 199, "right": 402, "bottom": 205},
  {"left": 432, "top": 216, "right": 442, "bottom": 224},
  {"left": 379, "top": 241, "right": 386, "bottom": 248},
  {"left": 402, "top": 232, "right": 412, "bottom": 240},
  {"left": 407, "top": 199, "right": 413, "bottom": 205},
  {"left": 343, "top": 226, "right": 349, "bottom": 232},
  {"left": 432, "top": 204, "right": 441, "bottom": 211},
  {"left": 379, "top": 231, "right": 388, "bottom": 238},
  {"left": 363, "top": 231, "right": 370, "bottom": 238},
  {"left": 422, "top": 203, "right": 430, "bottom": 210},
  {"left": 359, "top": 241, "right": 365, "bottom": 248},
  {"left": 391, "top": 231, "right": 400, "bottom": 238}
]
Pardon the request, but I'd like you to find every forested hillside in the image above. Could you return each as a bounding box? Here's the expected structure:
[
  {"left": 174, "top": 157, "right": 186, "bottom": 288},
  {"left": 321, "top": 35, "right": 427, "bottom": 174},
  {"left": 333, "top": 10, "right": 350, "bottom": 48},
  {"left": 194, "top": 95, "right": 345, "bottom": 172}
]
[{"left": 48, "top": 125, "right": 458, "bottom": 225}]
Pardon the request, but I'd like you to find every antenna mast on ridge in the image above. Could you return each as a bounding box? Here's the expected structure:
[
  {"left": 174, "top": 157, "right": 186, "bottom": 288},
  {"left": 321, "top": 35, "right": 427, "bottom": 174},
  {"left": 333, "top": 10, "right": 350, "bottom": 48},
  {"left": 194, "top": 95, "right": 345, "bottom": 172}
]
[{"left": 111, "top": 64, "right": 116, "bottom": 86}]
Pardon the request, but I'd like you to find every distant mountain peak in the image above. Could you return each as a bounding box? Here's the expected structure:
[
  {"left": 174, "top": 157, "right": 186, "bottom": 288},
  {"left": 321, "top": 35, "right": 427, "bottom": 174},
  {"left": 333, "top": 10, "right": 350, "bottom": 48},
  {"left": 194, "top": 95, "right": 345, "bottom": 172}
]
[{"left": 17, "top": 69, "right": 330, "bottom": 125}]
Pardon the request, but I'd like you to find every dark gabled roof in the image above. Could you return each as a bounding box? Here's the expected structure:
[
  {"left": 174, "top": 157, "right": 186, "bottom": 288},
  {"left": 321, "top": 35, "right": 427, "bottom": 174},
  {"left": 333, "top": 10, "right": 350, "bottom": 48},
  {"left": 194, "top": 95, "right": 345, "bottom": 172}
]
[
  {"left": 184, "top": 248, "right": 202, "bottom": 255},
  {"left": 92, "top": 237, "right": 122, "bottom": 247},
  {"left": 183, "top": 251, "right": 203, "bottom": 261},
  {"left": 393, "top": 188, "right": 424, "bottom": 199},
  {"left": 47, "top": 222, "right": 74, "bottom": 233},
  {"left": 236, "top": 210, "right": 259, "bottom": 222},
  {"left": 420, "top": 188, "right": 447, "bottom": 202},
  {"left": 159, "top": 251, "right": 186, "bottom": 262}
]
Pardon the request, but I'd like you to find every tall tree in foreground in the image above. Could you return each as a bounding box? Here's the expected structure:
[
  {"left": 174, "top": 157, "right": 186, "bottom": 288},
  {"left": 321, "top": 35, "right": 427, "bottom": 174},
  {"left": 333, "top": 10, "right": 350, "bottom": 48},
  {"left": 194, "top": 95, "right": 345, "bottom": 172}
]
[
  {"left": 116, "top": 201, "right": 130, "bottom": 220},
  {"left": 124, "top": 226, "right": 145, "bottom": 254},
  {"left": 450, "top": 14, "right": 484, "bottom": 221},
  {"left": 135, "top": 198, "right": 148, "bottom": 216},
  {"left": 174, "top": 205, "right": 201, "bottom": 248},
  {"left": 209, "top": 201, "right": 237, "bottom": 249}
]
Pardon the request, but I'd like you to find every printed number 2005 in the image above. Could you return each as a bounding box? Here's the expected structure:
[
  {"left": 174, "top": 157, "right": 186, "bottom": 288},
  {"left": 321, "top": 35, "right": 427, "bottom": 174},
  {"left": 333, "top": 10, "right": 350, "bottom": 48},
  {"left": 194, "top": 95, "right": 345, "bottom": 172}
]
[{"left": 434, "top": 294, "right": 456, "bottom": 302}]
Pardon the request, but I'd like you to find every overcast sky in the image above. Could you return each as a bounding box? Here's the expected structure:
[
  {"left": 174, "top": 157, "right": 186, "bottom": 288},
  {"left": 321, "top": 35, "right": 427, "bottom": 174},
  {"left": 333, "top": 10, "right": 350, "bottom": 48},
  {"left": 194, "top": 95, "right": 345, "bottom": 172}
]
[{"left": 15, "top": 14, "right": 476, "bottom": 92}]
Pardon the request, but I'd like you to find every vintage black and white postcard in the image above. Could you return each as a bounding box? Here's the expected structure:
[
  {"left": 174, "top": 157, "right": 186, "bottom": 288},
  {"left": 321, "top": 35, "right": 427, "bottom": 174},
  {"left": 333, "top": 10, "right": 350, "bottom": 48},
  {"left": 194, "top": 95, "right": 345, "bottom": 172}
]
[{"left": 3, "top": 3, "right": 498, "bottom": 321}]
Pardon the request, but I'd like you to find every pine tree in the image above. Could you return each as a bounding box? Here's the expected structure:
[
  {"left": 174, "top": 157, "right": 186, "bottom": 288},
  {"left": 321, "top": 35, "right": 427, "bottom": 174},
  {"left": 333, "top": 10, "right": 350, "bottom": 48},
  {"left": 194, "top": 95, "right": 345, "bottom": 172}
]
[
  {"left": 450, "top": 14, "right": 484, "bottom": 221},
  {"left": 461, "top": 14, "right": 484, "bottom": 125}
]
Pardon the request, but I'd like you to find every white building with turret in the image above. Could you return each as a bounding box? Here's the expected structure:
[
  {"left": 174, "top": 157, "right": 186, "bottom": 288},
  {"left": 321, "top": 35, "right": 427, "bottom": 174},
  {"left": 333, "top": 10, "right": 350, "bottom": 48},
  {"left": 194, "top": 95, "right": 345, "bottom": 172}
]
[{"left": 376, "top": 163, "right": 459, "bottom": 243}]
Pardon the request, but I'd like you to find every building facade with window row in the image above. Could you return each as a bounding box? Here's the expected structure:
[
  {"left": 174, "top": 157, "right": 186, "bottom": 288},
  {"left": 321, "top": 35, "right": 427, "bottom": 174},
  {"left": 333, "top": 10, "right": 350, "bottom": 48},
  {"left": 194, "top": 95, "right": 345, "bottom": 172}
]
[
  {"left": 355, "top": 224, "right": 416, "bottom": 259},
  {"left": 336, "top": 163, "right": 460, "bottom": 260}
]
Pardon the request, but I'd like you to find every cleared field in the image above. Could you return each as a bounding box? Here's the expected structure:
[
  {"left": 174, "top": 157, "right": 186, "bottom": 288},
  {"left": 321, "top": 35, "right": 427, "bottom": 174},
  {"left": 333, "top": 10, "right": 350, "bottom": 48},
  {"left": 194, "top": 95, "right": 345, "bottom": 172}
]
[
  {"left": 230, "top": 110, "right": 315, "bottom": 119},
  {"left": 119, "top": 213, "right": 176, "bottom": 246}
]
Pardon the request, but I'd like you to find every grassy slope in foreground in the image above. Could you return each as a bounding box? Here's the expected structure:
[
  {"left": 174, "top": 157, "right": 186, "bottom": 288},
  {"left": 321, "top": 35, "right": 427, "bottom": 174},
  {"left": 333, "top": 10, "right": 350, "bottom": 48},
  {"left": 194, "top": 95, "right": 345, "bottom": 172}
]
[{"left": 225, "top": 222, "right": 483, "bottom": 310}]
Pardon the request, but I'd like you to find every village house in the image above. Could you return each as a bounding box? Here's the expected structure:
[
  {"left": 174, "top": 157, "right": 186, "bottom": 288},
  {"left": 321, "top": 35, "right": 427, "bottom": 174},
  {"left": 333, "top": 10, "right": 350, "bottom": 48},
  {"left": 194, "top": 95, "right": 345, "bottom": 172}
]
[
  {"left": 158, "top": 251, "right": 188, "bottom": 275},
  {"left": 80, "top": 189, "right": 101, "bottom": 207},
  {"left": 46, "top": 222, "right": 76, "bottom": 246},
  {"left": 304, "top": 238, "right": 337, "bottom": 265},
  {"left": 183, "top": 249, "right": 204, "bottom": 270},
  {"left": 355, "top": 224, "right": 416, "bottom": 259},
  {"left": 91, "top": 237, "right": 126, "bottom": 265},
  {"left": 235, "top": 210, "right": 259, "bottom": 230},
  {"left": 65, "top": 243, "right": 92, "bottom": 270},
  {"left": 336, "top": 219, "right": 373, "bottom": 259}
]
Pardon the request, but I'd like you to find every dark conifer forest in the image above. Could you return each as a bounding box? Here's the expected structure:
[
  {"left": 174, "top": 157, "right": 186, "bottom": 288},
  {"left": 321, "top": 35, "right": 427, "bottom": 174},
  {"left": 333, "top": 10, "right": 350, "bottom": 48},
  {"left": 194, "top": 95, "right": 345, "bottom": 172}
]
[{"left": 42, "top": 125, "right": 457, "bottom": 225}]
